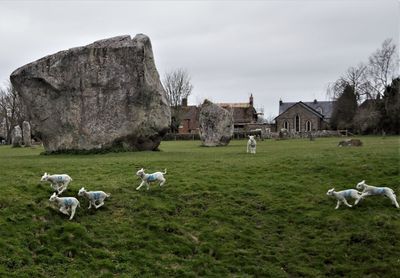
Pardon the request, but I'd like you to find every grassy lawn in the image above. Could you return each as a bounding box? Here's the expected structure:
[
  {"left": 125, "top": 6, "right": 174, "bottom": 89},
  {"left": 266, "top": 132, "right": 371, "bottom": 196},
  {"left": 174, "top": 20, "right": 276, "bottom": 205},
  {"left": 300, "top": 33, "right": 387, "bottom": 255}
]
[{"left": 0, "top": 136, "right": 399, "bottom": 277}]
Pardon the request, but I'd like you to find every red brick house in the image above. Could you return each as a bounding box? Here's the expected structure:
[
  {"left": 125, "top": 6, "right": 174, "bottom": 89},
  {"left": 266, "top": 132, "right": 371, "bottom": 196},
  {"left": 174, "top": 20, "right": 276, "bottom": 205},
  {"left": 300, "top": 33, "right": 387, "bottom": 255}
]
[{"left": 177, "top": 95, "right": 258, "bottom": 134}]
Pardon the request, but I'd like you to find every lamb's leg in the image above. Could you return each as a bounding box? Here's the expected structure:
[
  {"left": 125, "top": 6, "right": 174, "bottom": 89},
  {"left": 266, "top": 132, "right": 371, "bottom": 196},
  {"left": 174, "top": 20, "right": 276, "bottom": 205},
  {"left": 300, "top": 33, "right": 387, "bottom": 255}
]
[
  {"left": 388, "top": 194, "right": 399, "bottom": 208},
  {"left": 95, "top": 201, "right": 104, "bottom": 209},
  {"left": 58, "top": 185, "right": 66, "bottom": 195},
  {"left": 360, "top": 192, "right": 371, "bottom": 199},
  {"left": 159, "top": 177, "right": 166, "bottom": 186},
  {"left": 88, "top": 201, "right": 92, "bottom": 209},
  {"left": 343, "top": 199, "right": 352, "bottom": 208},
  {"left": 354, "top": 196, "right": 362, "bottom": 205},
  {"left": 136, "top": 181, "right": 145, "bottom": 191},
  {"left": 60, "top": 207, "right": 69, "bottom": 215},
  {"left": 69, "top": 205, "right": 76, "bottom": 220},
  {"left": 146, "top": 182, "right": 150, "bottom": 190},
  {"left": 335, "top": 200, "right": 341, "bottom": 209}
]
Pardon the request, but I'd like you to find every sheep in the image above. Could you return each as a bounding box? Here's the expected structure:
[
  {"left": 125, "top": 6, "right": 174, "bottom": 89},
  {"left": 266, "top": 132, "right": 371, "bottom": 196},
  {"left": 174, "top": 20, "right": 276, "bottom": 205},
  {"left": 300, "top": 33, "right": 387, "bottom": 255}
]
[
  {"left": 41, "top": 172, "right": 72, "bottom": 195},
  {"left": 78, "top": 187, "right": 110, "bottom": 209},
  {"left": 247, "top": 135, "right": 257, "bottom": 154},
  {"left": 136, "top": 168, "right": 167, "bottom": 191},
  {"left": 326, "top": 188, "right": 362, "bottom": 209},
  {"left": 49, "top": 192, "right": 80, "bottom": 220},
  {"left": 356, "top": 180, "right": 399, "bottom": 208}
]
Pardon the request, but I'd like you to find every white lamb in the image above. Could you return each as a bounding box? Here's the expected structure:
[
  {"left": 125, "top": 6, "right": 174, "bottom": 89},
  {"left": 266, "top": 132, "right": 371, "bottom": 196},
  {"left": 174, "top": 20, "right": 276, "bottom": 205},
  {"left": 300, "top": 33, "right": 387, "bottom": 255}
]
[
  {"left": 136, "top": 168, "right": 167, "bottom": 191},
  {"left": 49, "top": 192, "right": 80, "bottom": 220},
  {"left": 356, "top": 180, "right": 399, "bottom": 208},
  {"left": 41, "top": 172, "right": 72, "bottom": 195},
  {"left": 326, "top": 188, "right": 362, "bottom": 209},
  {"left": 78, "top": 187, "right": 110, "bottom": 209},
  {"left": 247, "top": 135, "right": 256, "bottom": 154}
]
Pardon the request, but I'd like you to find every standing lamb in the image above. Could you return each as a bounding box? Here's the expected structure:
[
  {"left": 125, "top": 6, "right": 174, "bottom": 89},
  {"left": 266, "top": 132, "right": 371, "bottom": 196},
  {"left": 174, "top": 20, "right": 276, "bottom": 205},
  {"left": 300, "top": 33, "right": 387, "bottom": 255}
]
[
  {"left": 326, "top": 188, "right": 363, "bottom": 209},
  {"left": 356, "top": 180, "right": 399, "bottom": 208},
  {"left": 41, "top": 172, "right": 72, "bottom": 195},
  {"left": 49, "top": 192, "right": 80, "bottom": 220},
  {"left": 136, "top": 168, "right": 167, "bottom": 191},
  {"left": 78, "top": 187, "right": 110, "bottom": 209},
  {"left": 247, "top": 135, "right": 257, "bottom": 154}
]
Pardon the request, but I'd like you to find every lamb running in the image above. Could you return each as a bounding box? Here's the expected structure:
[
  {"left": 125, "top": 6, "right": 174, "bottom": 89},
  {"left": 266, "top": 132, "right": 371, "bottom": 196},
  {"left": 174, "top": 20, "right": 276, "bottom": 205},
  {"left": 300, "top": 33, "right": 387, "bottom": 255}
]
[
  {"left": 49, "top": 192, "right": 80, "bottom": 220},
  {"left": 356, "top": 180, "right": 399, "bottom": 208},
  {"left": 326, "top": 188, "right": 362, "bottom": 209},
  {"left": 136, "top": 168, "right": 167, "bottom": 191},
  {"left": 247, "top": 135, "right": 257, "bottom": 154},
  {"left": 78, "top": 187, "right": 110, "bottom": 209},
  {"left": 41, "top": 172, "right": 72, "bottom": 195}
]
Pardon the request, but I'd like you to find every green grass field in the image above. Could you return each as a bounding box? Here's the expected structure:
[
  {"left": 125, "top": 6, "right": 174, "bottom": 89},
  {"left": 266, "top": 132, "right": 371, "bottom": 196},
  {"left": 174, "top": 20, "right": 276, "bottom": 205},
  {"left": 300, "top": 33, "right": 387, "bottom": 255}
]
[{"left": 0, "top": 137, "right": 399, "bottom": 277}]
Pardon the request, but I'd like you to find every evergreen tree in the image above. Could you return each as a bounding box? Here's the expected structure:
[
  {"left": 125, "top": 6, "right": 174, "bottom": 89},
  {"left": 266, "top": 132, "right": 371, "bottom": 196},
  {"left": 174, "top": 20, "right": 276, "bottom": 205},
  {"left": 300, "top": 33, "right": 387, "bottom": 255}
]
[
  {"left": 381, "top": 78, "right": 400, "bottom": 134},
  {"left": 330, "top": 84, "right": 358, "bottom": 130}
]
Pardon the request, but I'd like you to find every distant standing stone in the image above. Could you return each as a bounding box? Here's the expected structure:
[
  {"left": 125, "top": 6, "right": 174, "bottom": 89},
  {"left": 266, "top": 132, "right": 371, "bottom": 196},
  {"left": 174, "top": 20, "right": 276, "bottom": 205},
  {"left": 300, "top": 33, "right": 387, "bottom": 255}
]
[
  {"left": 12, "top": 125, "right": 22, "bottom": 147},
  {"left": 22, "top": 121, "right": 31, "bottom": 147},
  {"left": 199, "top": 99, "right": 234, "bottom": 147}
]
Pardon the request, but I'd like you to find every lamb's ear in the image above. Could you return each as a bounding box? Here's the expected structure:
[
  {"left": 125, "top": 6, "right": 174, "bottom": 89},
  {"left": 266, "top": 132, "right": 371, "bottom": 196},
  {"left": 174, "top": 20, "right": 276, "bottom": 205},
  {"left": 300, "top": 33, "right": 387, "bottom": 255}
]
[{"left": 361, "top": 180, "right": 365, "bottom": 184}]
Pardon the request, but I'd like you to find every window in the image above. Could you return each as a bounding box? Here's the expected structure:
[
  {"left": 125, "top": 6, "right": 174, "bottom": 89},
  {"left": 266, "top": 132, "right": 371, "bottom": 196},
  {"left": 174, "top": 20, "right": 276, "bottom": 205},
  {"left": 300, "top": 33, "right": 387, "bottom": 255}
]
[
  {"left": 305, "top": 120, "right": 312, "bottom": 132},
  {"left": 295, "top": 115, "right": 300, "bottom": 132},
  {"left": 283, "top": 121, "right": 289, "bottom": 130}
]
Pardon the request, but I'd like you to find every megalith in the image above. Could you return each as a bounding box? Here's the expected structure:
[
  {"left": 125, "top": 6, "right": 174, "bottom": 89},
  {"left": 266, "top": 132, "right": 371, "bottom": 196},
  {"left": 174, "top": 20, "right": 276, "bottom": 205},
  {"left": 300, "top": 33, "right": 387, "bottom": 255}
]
[
  {"left": 10, "top": 34, "right": 170, "bottom": 153},
  {"left": 22, "top": 121, "right": 31, "bottom": 147},
  {"left": 11, "top": 125, "right": 22, "bottom": 147},
  {"left": 199, "top": 100, "right": 234, "bottom": 147}
]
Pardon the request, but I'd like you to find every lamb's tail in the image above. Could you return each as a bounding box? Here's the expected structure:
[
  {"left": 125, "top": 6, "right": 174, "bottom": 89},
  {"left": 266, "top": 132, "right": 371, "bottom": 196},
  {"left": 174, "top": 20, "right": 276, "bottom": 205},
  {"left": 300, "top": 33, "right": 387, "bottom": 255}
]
[
  {"left": 163, "top": 169, "right": 167, "bottom": 175},
  {"left": 106, "top": 193, "right": 111, "bottom": 198}
]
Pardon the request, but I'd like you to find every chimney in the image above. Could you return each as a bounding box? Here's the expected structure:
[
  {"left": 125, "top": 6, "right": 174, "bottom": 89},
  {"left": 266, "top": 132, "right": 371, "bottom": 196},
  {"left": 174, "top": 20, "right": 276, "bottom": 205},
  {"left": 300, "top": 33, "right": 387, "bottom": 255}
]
[
  {"left": 313, "top": 99, "right": 317, "bottom": 104},
  {"left": 249, "top": 93, "right": 254, "bottom": 106},
  {"left": 279, "top": 99, "right": 283, "bottom": 106},
  {"left": 182, "top": 98, "right": 188, "bottom": 107}
]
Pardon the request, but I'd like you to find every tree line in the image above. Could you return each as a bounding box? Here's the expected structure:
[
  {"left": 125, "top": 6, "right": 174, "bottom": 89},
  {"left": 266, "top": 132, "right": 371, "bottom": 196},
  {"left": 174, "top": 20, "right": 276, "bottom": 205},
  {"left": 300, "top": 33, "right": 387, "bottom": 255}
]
[{"left": 328, "top": 39, "right": 399, "bottom": 134}]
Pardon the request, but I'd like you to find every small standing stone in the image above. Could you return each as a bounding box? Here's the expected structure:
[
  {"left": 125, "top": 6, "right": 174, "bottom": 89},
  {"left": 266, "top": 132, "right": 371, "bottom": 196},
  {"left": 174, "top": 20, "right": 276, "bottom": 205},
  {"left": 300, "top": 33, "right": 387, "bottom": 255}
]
[
  {"left": 22, "top": 121, "right": 31, "bottom": 147},
  {"left": 199, "top": 99, "right": 234, "bottom": 147},
  {"left": 12, "top": 125, "right": 22, "bottom": 147}
]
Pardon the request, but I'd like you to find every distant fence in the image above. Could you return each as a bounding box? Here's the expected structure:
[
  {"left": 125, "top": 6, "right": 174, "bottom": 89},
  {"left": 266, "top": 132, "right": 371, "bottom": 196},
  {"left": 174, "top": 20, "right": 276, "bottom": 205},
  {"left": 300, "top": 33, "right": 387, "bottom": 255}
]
[
  {"left": 271, "top": 130, "right": 350, "bottom": 140},
  {"left": 163, "top": 133, "right": 200, "bottom": 141},
  {"left": 163, "top": 130, "right": 349, "bottom": 141}
]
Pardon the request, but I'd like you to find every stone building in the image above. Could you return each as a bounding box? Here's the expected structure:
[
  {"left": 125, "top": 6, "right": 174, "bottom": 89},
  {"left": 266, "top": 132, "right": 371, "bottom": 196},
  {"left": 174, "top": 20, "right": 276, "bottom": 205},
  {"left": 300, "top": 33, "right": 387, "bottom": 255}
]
[{"left": 275, "top": 100, "right": 335, "bottom": 132}]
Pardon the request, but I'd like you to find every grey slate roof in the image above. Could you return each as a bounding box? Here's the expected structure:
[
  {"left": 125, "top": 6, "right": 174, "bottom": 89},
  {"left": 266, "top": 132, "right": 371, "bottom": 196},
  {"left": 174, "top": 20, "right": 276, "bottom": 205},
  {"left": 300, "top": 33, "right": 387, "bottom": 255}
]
[{"left": 279, "top": 100, "right": 335, "bottom": 119}]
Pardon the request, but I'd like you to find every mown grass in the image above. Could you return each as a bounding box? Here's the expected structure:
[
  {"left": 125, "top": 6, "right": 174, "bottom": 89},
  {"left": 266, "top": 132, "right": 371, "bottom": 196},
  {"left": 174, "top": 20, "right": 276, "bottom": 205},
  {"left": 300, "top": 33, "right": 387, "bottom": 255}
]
[{"left": 0, "top": 137, "right": 399, "bottom": 277}]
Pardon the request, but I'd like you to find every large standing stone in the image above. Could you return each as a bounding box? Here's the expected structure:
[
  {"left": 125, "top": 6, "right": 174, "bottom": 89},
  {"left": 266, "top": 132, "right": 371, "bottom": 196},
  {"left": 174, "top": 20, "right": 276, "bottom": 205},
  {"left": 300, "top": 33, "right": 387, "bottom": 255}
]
[
  {"left": 12, "top": 125, "right": 22, "bottom": 147},
  {"left": 22, "top": 121, "right": 31, "bottom": 147},
  {"left": 10, "top": 34, "right": 170, "bottom": 153},
  {"left": 199, "top": 100, "right": 234, "bottom": 147}
]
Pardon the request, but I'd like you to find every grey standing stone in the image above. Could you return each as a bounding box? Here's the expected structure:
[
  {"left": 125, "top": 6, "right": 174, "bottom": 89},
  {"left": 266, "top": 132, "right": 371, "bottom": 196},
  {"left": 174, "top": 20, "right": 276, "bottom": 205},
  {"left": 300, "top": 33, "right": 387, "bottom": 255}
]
[
  {"left": 10, "top": 34, "right": 170, "bottom": 153},
  {"left": 22, "top": 121, "right": 31, "bottom": 147},
  {"left": 199, "top": 100, "right": 234, "bottom": 147},
  {"left": 12, "top": 125, "right": 22, "bottom": 147}
]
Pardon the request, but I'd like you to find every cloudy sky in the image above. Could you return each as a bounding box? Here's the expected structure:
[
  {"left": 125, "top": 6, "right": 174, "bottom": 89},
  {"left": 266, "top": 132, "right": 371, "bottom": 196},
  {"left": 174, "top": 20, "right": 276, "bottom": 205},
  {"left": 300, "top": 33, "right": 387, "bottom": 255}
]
[{"left": 0, "top": 0, "right": 398, "bottom": 117}]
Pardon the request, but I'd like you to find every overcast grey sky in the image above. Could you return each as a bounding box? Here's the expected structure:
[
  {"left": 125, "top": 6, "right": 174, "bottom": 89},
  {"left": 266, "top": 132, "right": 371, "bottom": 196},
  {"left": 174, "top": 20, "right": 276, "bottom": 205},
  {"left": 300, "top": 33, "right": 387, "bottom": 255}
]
[{"left": 0, "top": 0, "right": 398, "bottom": 117}]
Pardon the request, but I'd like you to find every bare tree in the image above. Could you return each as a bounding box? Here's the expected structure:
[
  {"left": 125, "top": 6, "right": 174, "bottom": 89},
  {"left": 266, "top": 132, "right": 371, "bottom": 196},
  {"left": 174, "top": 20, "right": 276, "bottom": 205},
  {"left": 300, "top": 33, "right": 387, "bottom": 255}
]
[
  {"left": 163, "top": 68, "right": 193, "bottom": 108},
  {"left": 162, "top": 68, "right": 193, "bottom": 132},
  {"left": 0, "top": 81, "right": 24, "bottom": 143},
  {"left": 327, "top": 63, "right": 369, "bottom": 102},
  {"left": 328, "top": 39, "right": 398, "bottom": 102},
  {"left": 366, "top": 38, "right": 398, "bottom": 98}
]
